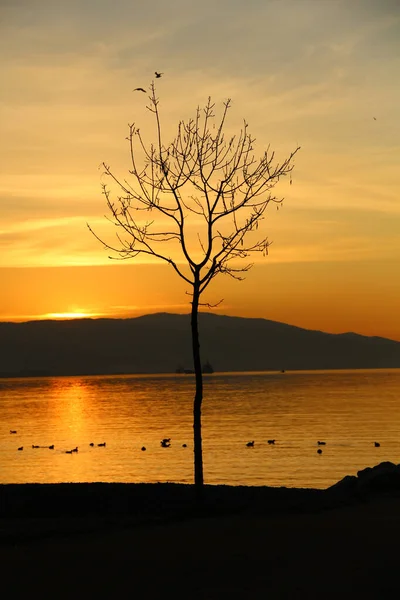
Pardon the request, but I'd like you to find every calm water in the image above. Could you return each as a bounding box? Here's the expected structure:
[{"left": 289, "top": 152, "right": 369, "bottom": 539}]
[{"left": 1, "top": 370, "right": 400, "bottom": 489}]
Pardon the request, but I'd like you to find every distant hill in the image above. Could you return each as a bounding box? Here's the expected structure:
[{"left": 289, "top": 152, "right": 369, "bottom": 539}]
[{"left": 0, "top": 313, "right": 399, "bottom": 377}]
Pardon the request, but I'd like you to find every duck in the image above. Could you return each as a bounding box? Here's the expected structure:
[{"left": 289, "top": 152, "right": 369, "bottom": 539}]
[
  {"left": 10, "top": 430, "right": 17, "bottom": 434},
  {"left": 18, "top": 446, "right": 23, "bottom": 451},
  {"left": 246, "top": 441, "right": 255, "bottom": 447},
  {"left": 72, "top": 447, "right": 78, "bottom": 453},
  {"left": 374, "top": 442, "right": 381, "bottom": 447},
  {"left": 267, "top": 439, "right": 276, "bottom": 445},
  {"left": 32, "top": 444, "right": 39, "bottom": 449},
  {"left": 317, "top": 448, "right": 323, "bottom": 454},
  {"left": 155, "top": 71, "right": 163, "bottom": 78},
  {"left": 161, "top": 439, "right": 170, "bottom": 448},
  {"left": 182, "top": 444, "right": 187, "bottom": 448},
  {"left": 317, "top": 441, "right": 326, "bottom": 446},
  {"left": 89, "top": 442, "right": 94, "bottom": 447},
  {"left": 98, "top": 442, "right": 106, "bottom": 447},
  {"left": 48, "top": 445, "right": 54, "bottom": 450},
  {"left": 141, "top": 446, "right": 146, "bottom": 451},
  {"left": 65, "top": 450, "right": 73, "bottom": 454}
]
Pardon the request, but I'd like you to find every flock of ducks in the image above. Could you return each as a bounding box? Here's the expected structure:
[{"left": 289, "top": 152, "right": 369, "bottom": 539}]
[
  {"left": 9, "top": 430, "right": 187, "bottom": 453},
  {"left": 246, "top": 439, "right": 382, "bottom": 454},
  {"left": 10, "top": 430, "right": 382, "bottom": 455},
  {"left": 10, "top": 430, "right": 108, "bottom": 453}
]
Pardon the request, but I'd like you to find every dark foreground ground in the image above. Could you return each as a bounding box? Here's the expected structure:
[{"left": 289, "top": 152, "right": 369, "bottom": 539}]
[{"left": 1, "top": 477, "right": 400, "bottom": 599}]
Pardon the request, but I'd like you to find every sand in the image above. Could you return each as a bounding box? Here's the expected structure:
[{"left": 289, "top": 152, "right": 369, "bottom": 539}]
[{"left": 1, "top": 482, "right": 400, "bottom": 598}]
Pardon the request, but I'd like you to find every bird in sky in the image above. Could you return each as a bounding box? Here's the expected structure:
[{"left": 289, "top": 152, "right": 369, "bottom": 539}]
[
  {"left": 373, "top": 117, "right": 377, "bottom": 120},
  {"left": 155, "top": 71, "right": 163, "bottom": 78},
  {"left": 133, "top": 87, "right": 146, "bottom": 93}
]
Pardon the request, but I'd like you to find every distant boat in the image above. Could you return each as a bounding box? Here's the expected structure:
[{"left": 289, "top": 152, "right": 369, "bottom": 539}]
[{"left": 174, "top": 367, "right": 194, "bottom": 374}]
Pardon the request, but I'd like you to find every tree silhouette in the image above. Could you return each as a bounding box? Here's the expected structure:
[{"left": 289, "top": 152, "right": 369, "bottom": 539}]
[{"left": 89, "top": 82, "right": 299, "bottom": 498}]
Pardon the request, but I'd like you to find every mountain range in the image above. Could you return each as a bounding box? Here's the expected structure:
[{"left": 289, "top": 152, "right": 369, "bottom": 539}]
[{"left": 0, "top": 313, "right": 399, "bottom": 377}]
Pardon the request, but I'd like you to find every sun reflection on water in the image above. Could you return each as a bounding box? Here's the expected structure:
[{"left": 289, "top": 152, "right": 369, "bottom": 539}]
[{"left": 52, "top": 378, "right": 90, "bottom": 439}]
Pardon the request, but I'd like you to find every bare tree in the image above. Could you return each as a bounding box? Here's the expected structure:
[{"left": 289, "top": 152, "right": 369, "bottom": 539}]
[{"left": 89, "top": 82, "right": 299, "bottom": 498}]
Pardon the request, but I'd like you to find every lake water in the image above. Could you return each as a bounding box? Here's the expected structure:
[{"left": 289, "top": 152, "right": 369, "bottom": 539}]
[{"left": 1, "top": 369, "right": 400, "bottom": 489}]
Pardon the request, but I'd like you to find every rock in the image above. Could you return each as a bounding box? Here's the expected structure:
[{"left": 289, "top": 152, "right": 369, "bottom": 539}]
[
  {"left": 326, "top": 462, "right": 400, "bottom": 504},
  {"left": 357, "top": 462, "right": 396, "bottom": 480},
  {"left": 356, "top": 462, "right": 400, "bottom": 493}
]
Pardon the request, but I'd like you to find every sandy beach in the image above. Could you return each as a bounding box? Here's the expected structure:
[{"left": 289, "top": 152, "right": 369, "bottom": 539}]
[{"left": 2, "top": 475, "right": 400, "bottom": 598}]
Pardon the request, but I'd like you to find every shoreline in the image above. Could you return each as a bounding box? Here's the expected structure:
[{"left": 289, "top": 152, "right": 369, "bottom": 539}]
[
  {"left": 2, "top": 461, "right": 400, "bottom": 539},
  {"left": 2, "top": 461, "right": 399, "bottom": 515}
]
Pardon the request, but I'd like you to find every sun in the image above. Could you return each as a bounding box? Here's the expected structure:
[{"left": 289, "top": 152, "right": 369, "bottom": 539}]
[{"left": 44, "top": 311, "right": 97, "bottom": 320}]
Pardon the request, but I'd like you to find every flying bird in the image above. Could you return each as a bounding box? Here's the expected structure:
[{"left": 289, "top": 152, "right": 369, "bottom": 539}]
[
  {"left": 373, "top": 117, "right": 377, "bottom": 120},
  {"left": 155, "top": 71, "right": 163, "bottom": 78},
  {"left": 133, "top": 88, "right": 146, "bottom": 93}
]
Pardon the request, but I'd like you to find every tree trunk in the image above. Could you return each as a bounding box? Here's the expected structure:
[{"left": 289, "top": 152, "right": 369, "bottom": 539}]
[{"left": 191, "top": 275, "right": 204, "bottom": 499}]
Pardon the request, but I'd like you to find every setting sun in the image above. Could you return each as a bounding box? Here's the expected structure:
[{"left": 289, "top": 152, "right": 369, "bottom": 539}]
[{"left": 44, "top": 311, "right": 97, "bottom": 320}]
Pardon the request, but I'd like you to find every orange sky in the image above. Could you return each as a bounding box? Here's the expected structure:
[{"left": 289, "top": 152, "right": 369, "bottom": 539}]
[{"left": 1, "top": 1, "right": 400, "bottom": 340}]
